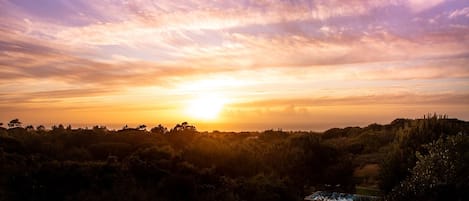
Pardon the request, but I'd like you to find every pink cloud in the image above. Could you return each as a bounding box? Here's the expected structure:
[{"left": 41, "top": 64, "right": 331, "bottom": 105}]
[
  {"left": 449, "top": 7, "right": 469, "bottom": 18},
  {"left": 406, "top": 0, "right": 446, "bottom": 13}
]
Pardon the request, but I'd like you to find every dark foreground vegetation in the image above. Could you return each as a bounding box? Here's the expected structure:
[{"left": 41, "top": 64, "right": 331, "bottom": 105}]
[{"left": 0, "top": 115, "right": 468, "bottom": 201}]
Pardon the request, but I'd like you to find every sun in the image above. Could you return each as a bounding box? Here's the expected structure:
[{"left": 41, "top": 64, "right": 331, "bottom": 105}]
[{"left": 186, "top": 95, "right": 226, "bottom": 120}]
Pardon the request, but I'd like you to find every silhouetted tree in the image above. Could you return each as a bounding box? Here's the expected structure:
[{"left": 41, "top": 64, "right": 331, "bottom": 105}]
[
  {"left": 151, "top": 124, "right": 167, "bottom": 134},
  {"left": 93, "top": 125, "right": 107, "bottom": 134},
  {"left": 172, "top": 122, "right": 196, "bottom": 132},
  {"left": 25, "top": 125, "right": 34, "bottom": 132},
  {"left": 36, "top": 125, "right": 46, "bottom": 131},
  {"left": 8, "top": 118, "right": 22, "bottom": 128},
  {"left": 138, "top": 124, "right": 147, "bottom": 131},
  {"left": 51, "top": 124, "right": 66, "bottom": 134}
]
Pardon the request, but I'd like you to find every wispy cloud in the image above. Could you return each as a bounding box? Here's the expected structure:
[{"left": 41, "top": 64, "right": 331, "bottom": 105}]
[
  {"left": 406, "top": 0, "right": 446, "bottom": 13},
  {"left": 448, "top": 6, "right": 469, "bottom": 18},
  {"left": 232, "top": 93, "right": 469, "bottom": 108}
]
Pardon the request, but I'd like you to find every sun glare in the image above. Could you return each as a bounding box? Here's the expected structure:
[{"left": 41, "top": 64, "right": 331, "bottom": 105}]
[{"left": 186, "top": 95, "right": 226, "bottom": 120}]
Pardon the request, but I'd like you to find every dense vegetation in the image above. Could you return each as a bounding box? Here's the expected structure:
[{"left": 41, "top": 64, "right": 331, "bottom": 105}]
[{"left": 0, "top": 115, "right": 468, "bottom": 201}]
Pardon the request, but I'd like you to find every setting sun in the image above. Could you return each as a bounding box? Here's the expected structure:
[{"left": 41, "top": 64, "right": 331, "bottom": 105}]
[{"left": 186, "top": 95, "right": 226, "bottom": 120}]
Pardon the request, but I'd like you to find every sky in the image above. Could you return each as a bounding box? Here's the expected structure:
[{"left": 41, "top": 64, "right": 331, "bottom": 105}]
[{"left": 0, "top": 0, "right": 468, "bottom": 131}]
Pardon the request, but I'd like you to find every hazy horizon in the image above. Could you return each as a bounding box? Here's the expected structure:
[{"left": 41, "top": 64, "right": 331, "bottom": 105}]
[
  {"left": 1, "top": 0, "right": 469, "bottom": 130},
  {"left": 1, "top": 114, "right": 465, "bottom": 132}
]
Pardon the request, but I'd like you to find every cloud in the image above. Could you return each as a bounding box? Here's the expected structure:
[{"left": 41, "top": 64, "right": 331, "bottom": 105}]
[
  {"left": 232, "top": 93, "right": 469, "bottom": 108},
  {"left": 0, "top": 88, "right": 113, "bottom": 105},
  {"left": 406, "top": 0, "right": 445, "bottom": 13},
  {"left": 6, "top": 0, "right": 102, "bottom": 26},
  {"left": 178, "top": 27, "right": 469, "bottom": 69},
  {"left": 1, "top": 19, "right": 468, "bottom": 94},
  {"left": 30, "top": 0, "right": 410, "bottom": 49},
  {"left": 449, "top": 7, "right": 469, "bottom": 18},
  {"left": 0, "top": 28, "right": 228, "bottom": 84},
  {"left": 348, "top": 58, "right": 469, "bottom": 80},
  {"left": 4, "top": 0, "right": 467, "bottom": 70}
]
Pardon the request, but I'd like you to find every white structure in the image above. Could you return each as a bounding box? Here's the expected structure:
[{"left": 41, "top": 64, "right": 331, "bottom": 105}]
[{"left": 304, "top": 191, "right": 380, "bottom": 201}]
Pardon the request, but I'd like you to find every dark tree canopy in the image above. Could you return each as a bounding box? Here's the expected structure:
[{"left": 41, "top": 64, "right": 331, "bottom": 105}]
[{"left": 0, "top": 116, "right": 467, "bottom": 201}]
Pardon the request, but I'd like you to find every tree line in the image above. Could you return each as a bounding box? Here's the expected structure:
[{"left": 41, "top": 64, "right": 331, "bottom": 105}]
[{"left": 0, "top": 114, "right": 468, "bottom": 201}]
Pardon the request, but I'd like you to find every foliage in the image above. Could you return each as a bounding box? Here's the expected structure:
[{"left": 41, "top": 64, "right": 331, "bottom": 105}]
[
  {"left": 0, "top": 120, "right": 356, "bottom": 201},
  {"left": 386, "top": 134, "right": 469, "bottom": 201},
  {"left": 0, "top": 117, "right": 467, "bottom": 201},
  {"left": 378, "top": 115, "right": 468, "bottom": 194}
]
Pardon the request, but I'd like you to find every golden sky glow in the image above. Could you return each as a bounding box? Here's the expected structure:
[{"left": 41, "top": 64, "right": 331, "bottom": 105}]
[
  {"left": 0, "top": 0, "right": 468, "bottom": 130},
  {"left": 185, "top": 94, "right": 226, "bottom": 120}
]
